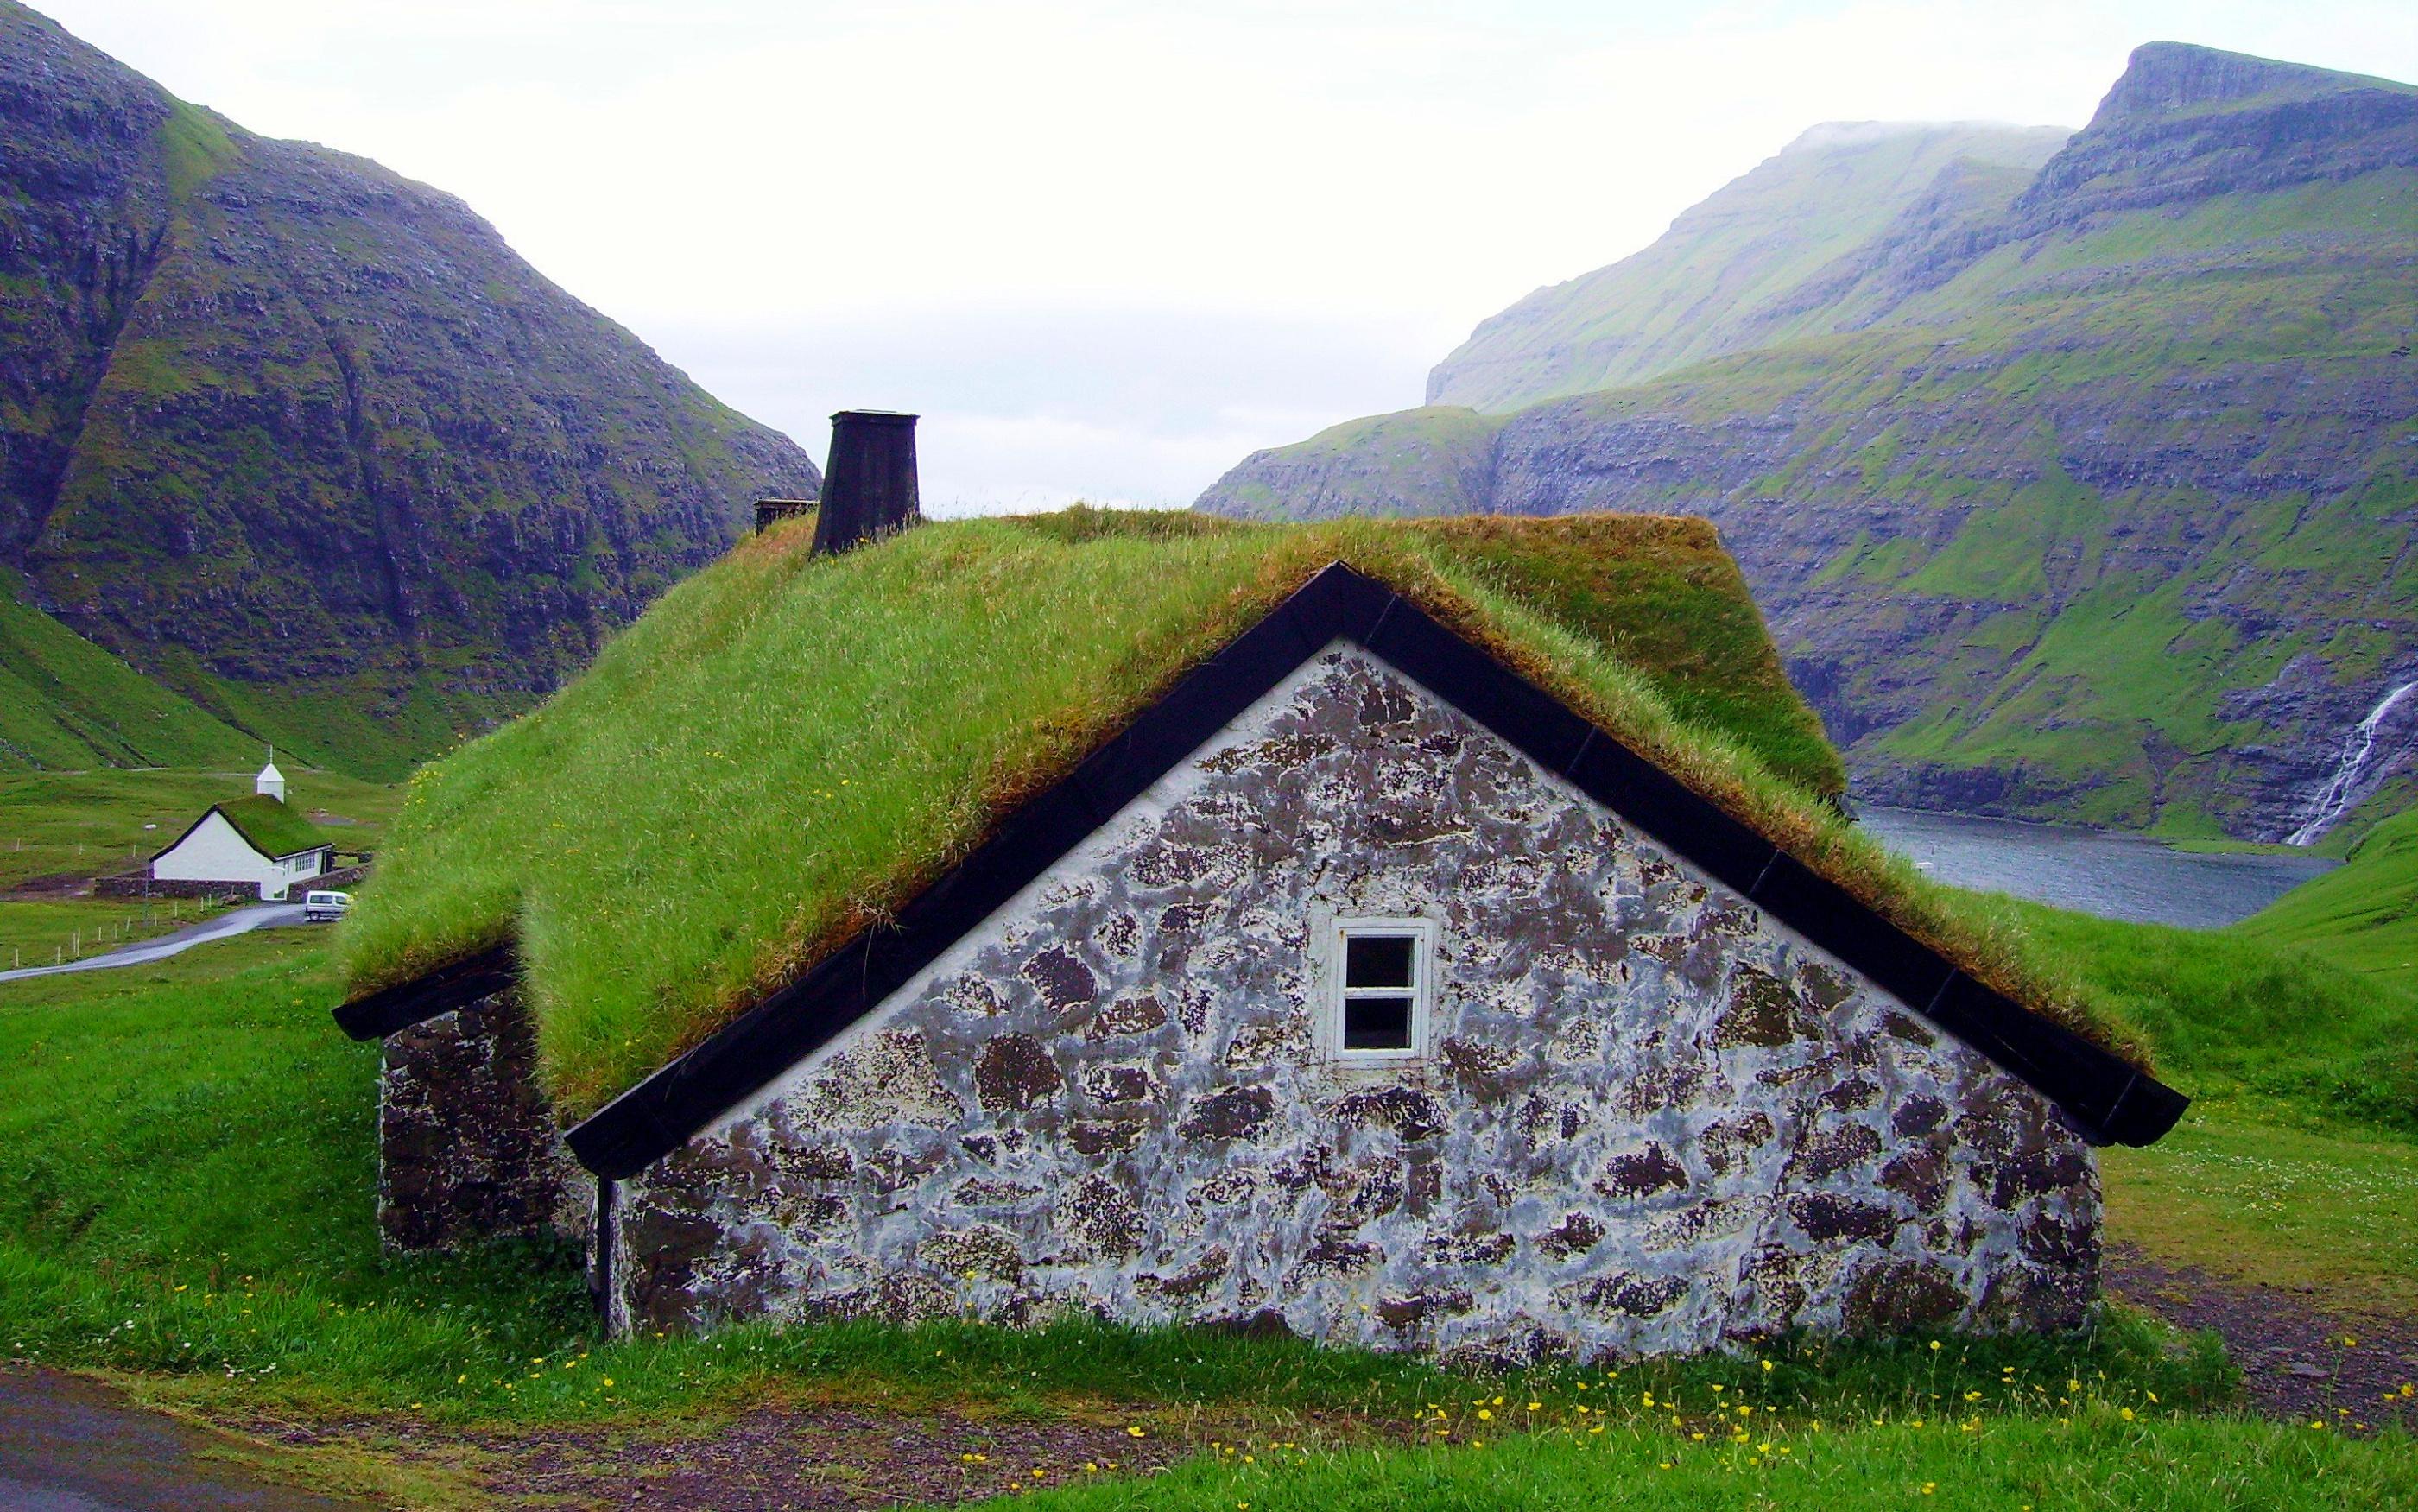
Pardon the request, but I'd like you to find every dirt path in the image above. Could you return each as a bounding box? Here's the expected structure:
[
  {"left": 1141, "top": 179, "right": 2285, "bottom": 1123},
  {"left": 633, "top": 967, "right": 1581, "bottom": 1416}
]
[
  {"left": 0, "top": 1366, "right": 373, "bottom": 1512},
  {"left": 254, "top": 1401, "right": 1195, "bottom": 1508},
  {"left": 2105, "top": 1242, "right": 2418, "bottom": 1431}
]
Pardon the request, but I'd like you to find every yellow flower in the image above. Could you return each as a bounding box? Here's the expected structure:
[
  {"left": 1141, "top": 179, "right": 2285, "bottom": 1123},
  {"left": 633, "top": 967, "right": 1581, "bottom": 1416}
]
[
  {"left": 2120, "top": 1408, "right": 2136, "bottom": 1421},
  {"left": 1525, "top": 1401, "right": 1541, "bottom": 1412},
  {"left": 1928, "top": 1341, "right": 1941, "bottom": 1351},
  {"left": 1127, "top": 1426, "right": 1147, "bottom": 1439},
  {"left": 1478, "top": 1408, "right": 1493, "bottom": 1421},
  {"left": 1761, "top": 1359, "right": 1774, "bottom": 1372}
]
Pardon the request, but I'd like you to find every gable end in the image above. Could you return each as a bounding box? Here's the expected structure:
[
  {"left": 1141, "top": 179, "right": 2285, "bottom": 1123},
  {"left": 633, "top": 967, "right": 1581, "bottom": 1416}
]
[{"left": 548, "top": 563, "right": 2183, "bottom": 1180}]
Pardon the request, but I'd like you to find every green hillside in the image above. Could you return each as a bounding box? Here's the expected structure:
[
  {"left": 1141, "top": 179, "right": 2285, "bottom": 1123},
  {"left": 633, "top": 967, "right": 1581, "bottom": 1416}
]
[
  {"left": 2237, "top": 807, "right": 2418, "bottom": 992},
  {"left": 1202, "top": 43, "right": 2418, "bottom": 845},
  {"left": 1428, "top": 122, "right": 2071, "bottom": 411},
  {"left": 0, "top": 2, "right": 819, "bottom": 779},
  {"left": 0, "top": 565, "right": 255, "bottom": 769}
]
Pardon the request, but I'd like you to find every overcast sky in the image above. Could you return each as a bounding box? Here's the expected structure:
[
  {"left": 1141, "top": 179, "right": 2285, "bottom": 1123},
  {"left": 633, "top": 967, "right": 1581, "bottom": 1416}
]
[{"left": 38, "top": 1, "right": 2418, "bottom": 511}]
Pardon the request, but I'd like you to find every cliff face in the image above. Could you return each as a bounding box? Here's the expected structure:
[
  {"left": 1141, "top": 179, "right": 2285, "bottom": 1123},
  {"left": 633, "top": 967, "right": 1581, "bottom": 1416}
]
[
  {"left": 0, "top": 3, "right": 819, "bottom": 775},
  {"left": 1202, "top": 43, "right": 2418, "bottom": 845}
]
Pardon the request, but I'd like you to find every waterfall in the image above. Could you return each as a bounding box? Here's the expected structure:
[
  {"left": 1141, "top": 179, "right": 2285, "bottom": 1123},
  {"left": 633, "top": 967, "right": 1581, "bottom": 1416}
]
[{"left": 2285, "top": 678, "right": 2418, "bottom": 846}]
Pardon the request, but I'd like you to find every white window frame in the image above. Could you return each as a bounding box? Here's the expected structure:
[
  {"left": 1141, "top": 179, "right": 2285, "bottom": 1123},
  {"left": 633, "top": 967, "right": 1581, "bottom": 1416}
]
[{"left": 1329, "top": 916, "right": 1434, "bottom": 1064}]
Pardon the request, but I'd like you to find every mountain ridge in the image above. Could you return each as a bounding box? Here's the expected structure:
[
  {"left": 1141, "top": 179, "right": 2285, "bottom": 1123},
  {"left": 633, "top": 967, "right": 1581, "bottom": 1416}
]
[
  {"left": 0, "top": 1, "right": 820, "bottom": 775},
  {"left": 1204, "top": 41, "right": 2418, "bottom": 846}
]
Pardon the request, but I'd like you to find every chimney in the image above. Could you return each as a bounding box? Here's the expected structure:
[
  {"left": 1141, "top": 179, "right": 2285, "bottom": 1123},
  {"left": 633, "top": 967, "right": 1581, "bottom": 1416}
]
[
  {"left": 753, "top": 498, "right": 817, "bottom": 535},
  {"left": 810, "top": 410, "right": 921, "bottom": 556}
]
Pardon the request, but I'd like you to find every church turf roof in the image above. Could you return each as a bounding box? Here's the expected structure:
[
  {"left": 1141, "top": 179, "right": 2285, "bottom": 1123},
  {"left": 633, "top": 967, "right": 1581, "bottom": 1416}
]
[
  {"left": 209, "top": 794, "right": 328, "bottom": 860},
  {"left": 338, "top": 509, "right": 2149, "bottom": 1122}
]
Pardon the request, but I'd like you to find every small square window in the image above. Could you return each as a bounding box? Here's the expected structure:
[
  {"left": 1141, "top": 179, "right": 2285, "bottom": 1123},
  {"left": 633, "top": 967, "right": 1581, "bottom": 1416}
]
[{"left": 1332, "top": 919, "right": 1433, "bottom": 1060}]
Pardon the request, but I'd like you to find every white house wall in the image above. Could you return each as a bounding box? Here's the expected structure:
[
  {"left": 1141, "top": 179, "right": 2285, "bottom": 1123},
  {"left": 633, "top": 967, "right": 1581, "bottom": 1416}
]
[
  {"left": 152, "top": 813, "right": 286, "bottom": 898},
  {"left": 604, "top": 645, "right": 2101, "bottom": 1359}
]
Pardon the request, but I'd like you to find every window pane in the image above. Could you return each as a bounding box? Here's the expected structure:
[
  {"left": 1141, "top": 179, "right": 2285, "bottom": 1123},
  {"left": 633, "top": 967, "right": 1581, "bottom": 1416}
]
[
  {"left": 1345, "top": 933, "right": 1415, "bottom": 989},
  {"left": 1343, "top": 994, "right": 1414, "bottom": 1050}
]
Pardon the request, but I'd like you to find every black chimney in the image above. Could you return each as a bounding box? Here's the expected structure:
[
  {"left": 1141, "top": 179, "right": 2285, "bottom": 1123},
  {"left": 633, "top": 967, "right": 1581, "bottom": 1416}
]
[{"left": 810, "top": 410, "right": 921, "bottom": 556}]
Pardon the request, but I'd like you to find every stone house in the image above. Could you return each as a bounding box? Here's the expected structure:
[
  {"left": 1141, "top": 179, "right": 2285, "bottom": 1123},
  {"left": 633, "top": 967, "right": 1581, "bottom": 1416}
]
[
  {"left": 151, "top": 761, "right": 335, "bottom": 901},
  {"left": 336, "top": 523, "right": 2183, "bottom": 1364}
]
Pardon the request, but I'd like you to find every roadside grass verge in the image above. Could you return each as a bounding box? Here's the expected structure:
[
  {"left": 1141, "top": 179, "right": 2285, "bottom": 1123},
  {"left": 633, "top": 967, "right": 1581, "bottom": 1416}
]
[{"left": 0, "top": 895, "right": 236, "bottom": 968}]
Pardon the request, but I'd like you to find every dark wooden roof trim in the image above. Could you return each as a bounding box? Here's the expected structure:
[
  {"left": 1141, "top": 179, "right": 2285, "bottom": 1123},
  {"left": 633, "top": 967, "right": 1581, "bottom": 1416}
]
[
  {"left": 332, "top": 945, "right": 518, "bottom": 1040},
  {"left": 541, "top": 562, "right": 2183, "bottom": 1178}
]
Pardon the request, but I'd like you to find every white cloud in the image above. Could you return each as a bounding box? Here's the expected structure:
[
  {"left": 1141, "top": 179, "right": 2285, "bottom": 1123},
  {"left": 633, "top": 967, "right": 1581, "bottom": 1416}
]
[{"left": 34, "top": 0, "right": 2418, "bottom": 501}]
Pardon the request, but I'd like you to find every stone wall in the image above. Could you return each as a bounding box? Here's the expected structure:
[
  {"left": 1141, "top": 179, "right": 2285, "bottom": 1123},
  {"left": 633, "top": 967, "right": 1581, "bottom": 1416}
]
[
  {"left": 91, "top": 873, "right": 252, "bottom": 902},
  {"left": 606, "top": 647, "right": 2098, "bottom": 1360},
  {"left": 378, "top": 987, "right": 592, "bottom": 1253}
]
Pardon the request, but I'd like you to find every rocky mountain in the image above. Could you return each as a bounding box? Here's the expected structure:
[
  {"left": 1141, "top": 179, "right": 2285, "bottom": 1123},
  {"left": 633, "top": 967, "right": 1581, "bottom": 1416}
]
[
  {"left": 1427, "top": 122, "right": 2073, "bottom": 411},
  {"left": 0, "top": 2, "right": 820, "bottom": 776},
  {"left": 1201, "top": 42, "right": 2418, "bottom": 846}
]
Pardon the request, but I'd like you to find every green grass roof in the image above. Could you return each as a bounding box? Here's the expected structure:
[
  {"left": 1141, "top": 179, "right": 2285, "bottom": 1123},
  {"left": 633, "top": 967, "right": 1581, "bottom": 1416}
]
[
  {"left": 214, "top": 794, "right": 327, "bottom": 860},
  {"left": 340, "top": 509, "right": 2140, "bottom": 1118}
]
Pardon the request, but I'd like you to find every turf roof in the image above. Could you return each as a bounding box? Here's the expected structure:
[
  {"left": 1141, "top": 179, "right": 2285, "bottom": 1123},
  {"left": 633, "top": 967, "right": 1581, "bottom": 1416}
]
[
  {"left": 340, "top": 509, "right": 2141, "bottom": 1119},
  {"left": 210, "top": 794, "right": 328, "bottom": 860}
]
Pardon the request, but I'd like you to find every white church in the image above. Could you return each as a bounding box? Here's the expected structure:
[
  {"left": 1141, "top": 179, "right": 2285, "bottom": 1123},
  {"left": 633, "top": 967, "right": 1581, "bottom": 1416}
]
[{"left": 149, "top": 760, "right": 336, "bottom": 901}]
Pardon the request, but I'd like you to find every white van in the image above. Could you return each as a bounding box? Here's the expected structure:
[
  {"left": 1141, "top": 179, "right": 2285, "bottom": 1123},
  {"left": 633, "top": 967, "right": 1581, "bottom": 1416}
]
[{"left": 302, "top": 890, "right": 352, "bottom": 923}]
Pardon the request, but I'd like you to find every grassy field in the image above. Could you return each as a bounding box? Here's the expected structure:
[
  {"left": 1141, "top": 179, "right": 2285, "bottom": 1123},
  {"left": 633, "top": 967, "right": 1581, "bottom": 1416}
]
[
  {"left": 2103, "top": 1113, "right": 2418, "bottom": 1319},
  {"left": 0, "top": 765, "right": 402, "bottom": 891},
  {"left": 0, "top": 905, "right": 2410, "bottom": 1506},
  {"left": 1, "top": 781, "right": 2410, "bottom": 1504}
]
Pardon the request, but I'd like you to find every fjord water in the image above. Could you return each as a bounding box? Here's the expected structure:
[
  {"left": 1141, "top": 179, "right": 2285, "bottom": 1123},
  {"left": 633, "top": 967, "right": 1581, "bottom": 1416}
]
[{"left": 1859, "top": 807, "right": 2336, "bottom": 928}]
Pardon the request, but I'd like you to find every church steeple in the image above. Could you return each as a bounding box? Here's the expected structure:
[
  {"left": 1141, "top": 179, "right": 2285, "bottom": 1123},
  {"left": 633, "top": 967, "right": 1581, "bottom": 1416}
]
[{"left": 256, "top": 747, "right": 286, "bottom": 802}]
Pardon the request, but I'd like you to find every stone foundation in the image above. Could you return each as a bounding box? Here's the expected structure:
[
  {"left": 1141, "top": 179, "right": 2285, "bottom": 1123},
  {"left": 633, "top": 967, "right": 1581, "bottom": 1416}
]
[
  {"left": 601, "top": 648, "right": 2100, "bottom": 1359},
  {"left": 378, "top": 987, "right": 592, "bottom": 1252}
]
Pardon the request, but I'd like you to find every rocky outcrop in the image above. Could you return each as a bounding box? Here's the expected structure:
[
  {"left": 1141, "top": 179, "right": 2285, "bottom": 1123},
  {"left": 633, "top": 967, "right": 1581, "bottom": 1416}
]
[
  {"left": 0, "top": 3, "right": 819, "bottom": 775},
  {"left": 1202, "top": 44, "right": 2418, "bottom": 843}
]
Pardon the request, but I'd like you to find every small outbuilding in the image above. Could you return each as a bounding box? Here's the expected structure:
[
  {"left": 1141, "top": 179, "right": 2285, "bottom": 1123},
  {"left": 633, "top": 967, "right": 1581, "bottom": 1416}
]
[
  {"left": 151, "top": 762, "right": 335, "bottom": 901},
  {"left": 334, "top": 510, "right": 2183, "bottom": 1363}
]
